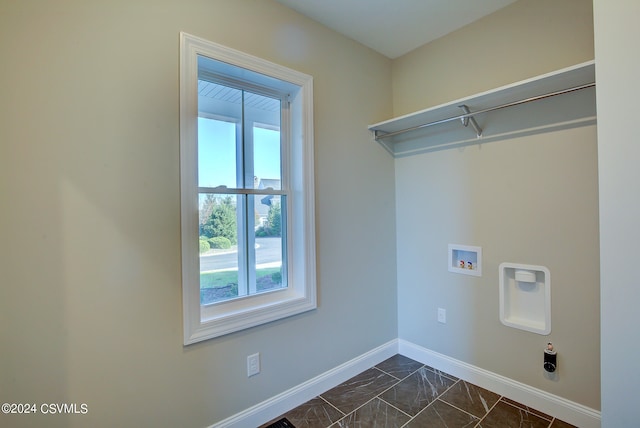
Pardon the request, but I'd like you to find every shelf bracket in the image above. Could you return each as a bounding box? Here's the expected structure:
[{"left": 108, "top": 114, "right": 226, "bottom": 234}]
[{"left": 458, "top": 105, "right": 483, "bottom": 138}]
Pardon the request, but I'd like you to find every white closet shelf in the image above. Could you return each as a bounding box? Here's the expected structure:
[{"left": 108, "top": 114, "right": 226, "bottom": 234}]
[{"left": 368, "top": 60, "right": 595, "bottom": 144}]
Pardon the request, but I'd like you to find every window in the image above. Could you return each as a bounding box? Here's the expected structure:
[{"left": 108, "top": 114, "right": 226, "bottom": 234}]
[{"left": 180, "top": 33, "right": 316, "bottom": 344}]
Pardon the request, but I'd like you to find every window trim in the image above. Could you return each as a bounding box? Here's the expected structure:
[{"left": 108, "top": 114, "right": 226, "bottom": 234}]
[{"left": 180, "top": 32, "right": 316, "bottom": 345}]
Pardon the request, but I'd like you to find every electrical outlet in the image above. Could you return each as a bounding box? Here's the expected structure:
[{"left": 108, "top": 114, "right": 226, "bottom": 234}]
[
  {"left": 247, "top": 353, "right": 260, "bottom": 377},
  {"left": 437, "top": 308, "right": 446, "bottom": 324}
]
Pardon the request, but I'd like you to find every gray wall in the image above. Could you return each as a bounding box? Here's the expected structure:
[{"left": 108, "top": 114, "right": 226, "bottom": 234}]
[
  {"left": 0, "top": 1, "right": 397, "bottom": 426},
  {"left": 392, "top": 0, "right": 594, "bottom": 117},
  {"left": 392, "top": 0, "right": 600, "bottom": 410}
]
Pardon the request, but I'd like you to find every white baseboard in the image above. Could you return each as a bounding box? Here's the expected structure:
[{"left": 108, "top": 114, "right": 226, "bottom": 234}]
[
  {"left": 210, "top": 339, "right": 601, "bottom": 428},
  {"left": 398, "top": 339, "right": 601, "bottom": 428},
  {"left": 208, "top": 339, "right": 398, "bottom": 428}
]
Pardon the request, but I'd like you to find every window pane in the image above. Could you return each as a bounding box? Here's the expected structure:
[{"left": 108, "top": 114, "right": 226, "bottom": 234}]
[
  {"left": 245, "top": 91, "right": 281, "bottom": 190},
  {"left": 197, "top": 117, "right": 238, "bottom": 189},
  {"left": 199, "top": 193, "right": 241, "bottom": 304},
  {"left": 255, "top": 194, "right": 286, "bottom": 293},
  {"left": 253, "top": 125, "right": 281, "bottom": 189}
]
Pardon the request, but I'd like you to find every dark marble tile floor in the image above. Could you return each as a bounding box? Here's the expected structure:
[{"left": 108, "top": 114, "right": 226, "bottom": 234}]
[{"left": 261, "top": 354, "right": 578, "bottom": 428}]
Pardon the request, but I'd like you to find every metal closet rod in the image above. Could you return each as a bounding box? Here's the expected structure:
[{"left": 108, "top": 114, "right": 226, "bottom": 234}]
[{"left": 374, "top": 82, "right": 596, "bottom": 141}]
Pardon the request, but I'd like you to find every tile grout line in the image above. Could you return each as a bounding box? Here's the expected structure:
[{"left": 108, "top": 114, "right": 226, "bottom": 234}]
[
  {"left": 392, "top": 365, "right": 466, "bottom": 428},
  {"left": 397, "top": 374, "right": 466, "bottom": 428},
  {"left": 324, "top": 363, "right": 432, "bottom": 428},
  {"left": 376, "top": 363, "right": 431, "bottom": 428},
  {"left": 321, "top": 367, "right": 404, "bottom": 427},
  {"left": 377, "top": 395, "right": 414, "bottom": 419},
  {"left": 335, "top": 393, "right": 414, "bottom": 428},
  {"left": 375, "top": 362, "right": 426, "bottom": 382},
  {"left": 370, "top": 364, "right": 432, "bottom": 420},
  {"left": 397, "top": 390, "right": 458, "bottom": 428},
  {"left": 432, "top": 396, "right": 485, "bottom": 423},
  {"left": 474, "top": 393, "right": 502, "bottom": 428},
  {"left": 330, "top": 395, "right": 385, "bottom": 427},
  {"left": 316, "top": 394, "right": 346, "bottom": 420},
  {"left": 498, "top": 397, "right": 554, "bottom": 423},
  {"left": 373, "top": 366, "right": 403, "bottom": 381}
]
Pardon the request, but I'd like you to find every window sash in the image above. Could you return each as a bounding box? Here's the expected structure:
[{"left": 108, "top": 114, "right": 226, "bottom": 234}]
[
  {"left": 198, "top": 192, "right": 288, "bottom": 304},
  {"left": 197, "top": 81, "right": 288, "bottom": 305}
]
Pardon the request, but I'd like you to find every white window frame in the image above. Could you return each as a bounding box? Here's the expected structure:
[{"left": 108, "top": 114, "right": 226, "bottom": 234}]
[{"left": 180, "top": 32, "right": 316, "bottom": 345}]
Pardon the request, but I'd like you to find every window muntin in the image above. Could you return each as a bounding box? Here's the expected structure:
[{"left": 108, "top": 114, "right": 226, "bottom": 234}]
[{"left": 180, "top": 32, "right": 315, "bottom": 344}]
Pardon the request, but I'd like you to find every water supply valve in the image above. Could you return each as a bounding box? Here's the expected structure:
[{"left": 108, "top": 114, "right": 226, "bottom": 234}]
[{"left": 544, "top": 342, "right": 557, "bottom": 373}]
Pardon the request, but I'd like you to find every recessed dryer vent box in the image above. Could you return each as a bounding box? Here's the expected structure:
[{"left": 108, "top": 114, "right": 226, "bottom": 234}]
[
  {"left": 448, "top": 244, "right": 482, "bottom": 277},
  {"left": 499, "top": 262, "right": 551, "bottom": 335}
]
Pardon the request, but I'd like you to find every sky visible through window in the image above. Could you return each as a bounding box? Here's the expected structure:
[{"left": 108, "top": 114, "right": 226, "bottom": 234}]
[{"left": 198, "top": 117, "right": 281, "bottom": 188}]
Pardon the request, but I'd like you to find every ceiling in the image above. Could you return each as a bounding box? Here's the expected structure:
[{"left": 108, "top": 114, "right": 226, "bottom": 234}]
[{"left": 275, "top": 0, "right": 518, "bottom": 59}]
